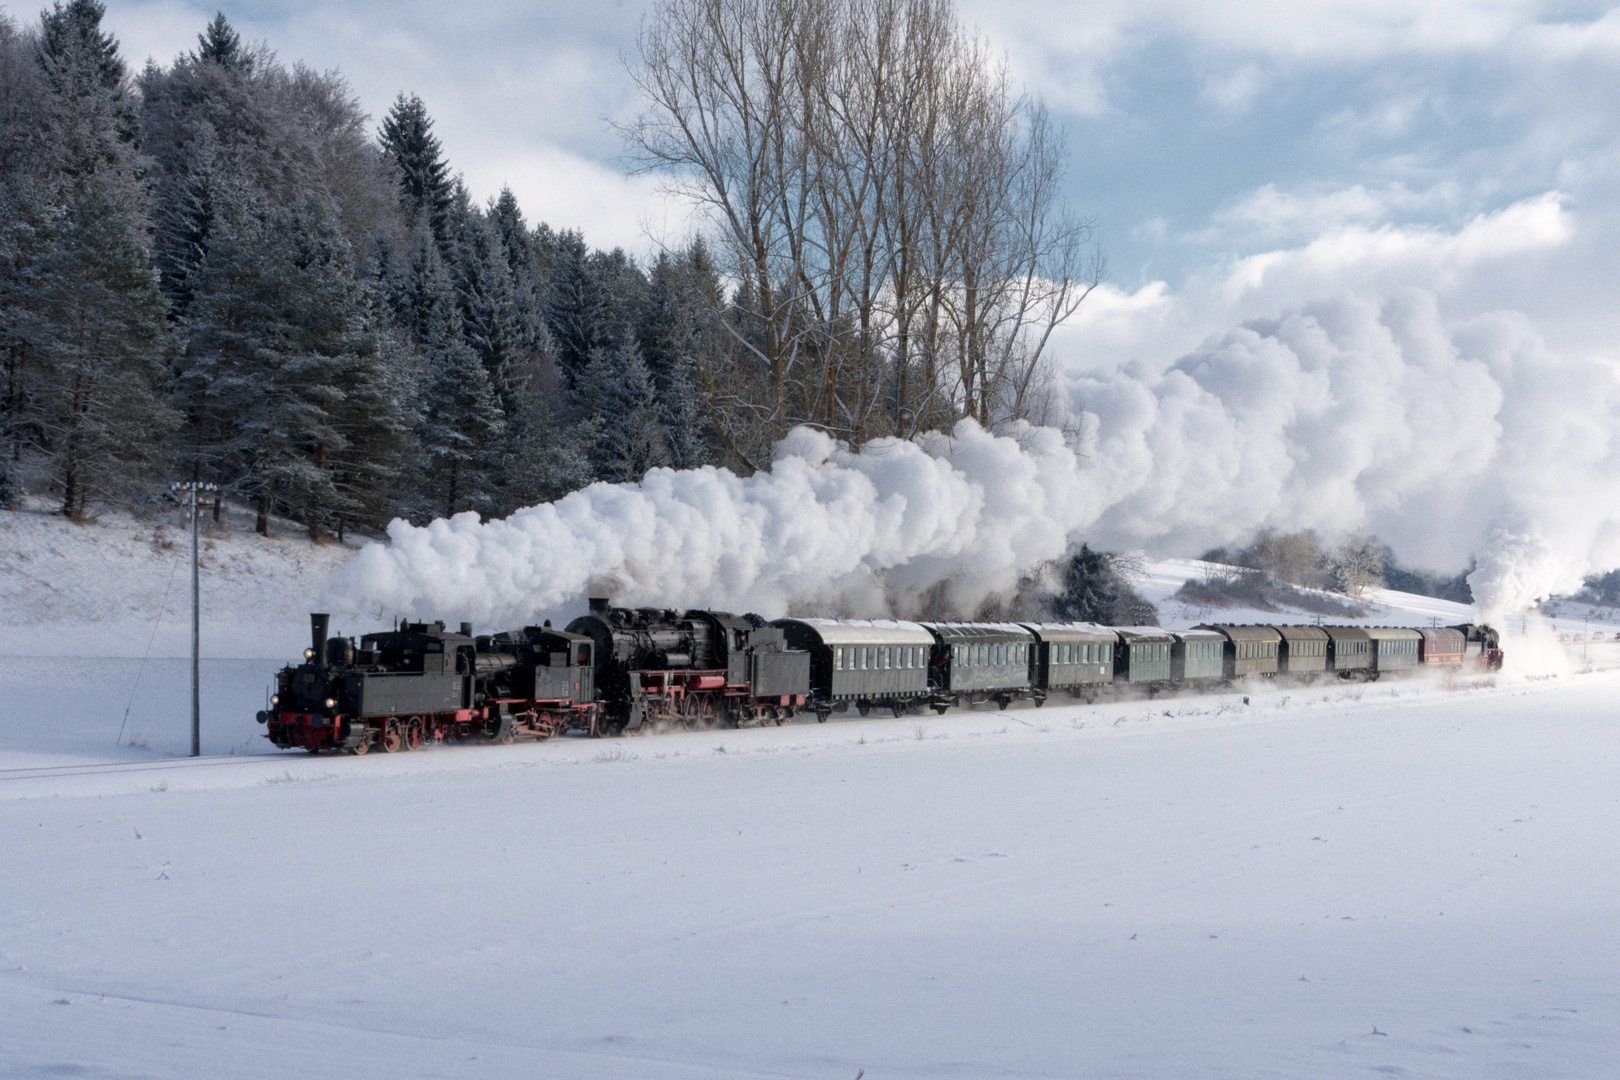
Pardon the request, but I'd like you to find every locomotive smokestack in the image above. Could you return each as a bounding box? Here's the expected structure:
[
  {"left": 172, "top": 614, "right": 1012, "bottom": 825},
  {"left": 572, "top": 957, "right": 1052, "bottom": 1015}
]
[
  {"left": 589, "top": 596, "right": 610, "bottom": 614},
  {"left": 310, "top": 613, "right": 330, "bottom": 660},
  {"left": 459, "top": 622, "right": 472, "bottom": 637}
]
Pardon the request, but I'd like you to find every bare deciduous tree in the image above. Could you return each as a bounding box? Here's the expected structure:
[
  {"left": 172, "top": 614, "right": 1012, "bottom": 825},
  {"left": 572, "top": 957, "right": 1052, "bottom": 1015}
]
[
  {"left": 1332, "top": 532, "right": 1386, "bottom": 598},
  {"left": 624, "top": 0, "right": 1098, "bottom": 467}
]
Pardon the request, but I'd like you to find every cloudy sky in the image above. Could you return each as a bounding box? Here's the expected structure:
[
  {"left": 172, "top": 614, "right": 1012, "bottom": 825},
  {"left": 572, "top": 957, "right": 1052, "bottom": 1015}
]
[
  {"left": 35, "top": 1, "right": 1620, "bottom": 594},
  {"left": 84, "top": 1, "right": 1616, "bottom": 343}
]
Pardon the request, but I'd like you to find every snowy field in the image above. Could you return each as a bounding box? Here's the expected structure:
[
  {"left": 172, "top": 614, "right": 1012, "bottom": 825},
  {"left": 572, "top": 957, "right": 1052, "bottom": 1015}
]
[
  {"left": 5, "top": 507, "right": 1620, "bottom": 1077},
  {"left": 4, "top": 668, "right": 1620, "bottom": 1078}
]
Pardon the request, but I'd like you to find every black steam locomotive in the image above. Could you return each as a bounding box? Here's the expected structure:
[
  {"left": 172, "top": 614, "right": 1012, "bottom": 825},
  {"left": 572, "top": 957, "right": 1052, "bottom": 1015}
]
[
  {"left": 260, "top": 604, "right": 811, "bottom": 752},
  {"left": 259, "top": 606, "right": 1503, "bottom": 754}
]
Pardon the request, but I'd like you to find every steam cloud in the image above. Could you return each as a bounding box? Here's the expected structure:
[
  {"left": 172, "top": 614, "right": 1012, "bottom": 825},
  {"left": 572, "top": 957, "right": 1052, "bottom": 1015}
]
[{"left": 329, "top": 286, "right": 1620, "bottom": 627}]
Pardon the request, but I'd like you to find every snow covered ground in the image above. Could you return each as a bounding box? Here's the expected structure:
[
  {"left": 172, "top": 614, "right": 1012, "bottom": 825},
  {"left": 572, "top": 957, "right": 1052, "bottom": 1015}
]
[
  {"left": 4, "top": 670, "right": 1619, "bottom": 1078},
  {"left": 5, "top": 507, "right": 1620, "bottom": 1077}
]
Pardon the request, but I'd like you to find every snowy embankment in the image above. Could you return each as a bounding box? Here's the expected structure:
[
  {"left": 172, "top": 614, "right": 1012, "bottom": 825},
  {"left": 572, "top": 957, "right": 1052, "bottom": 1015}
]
[
  {"left": 3, "top": 671, "right": 1619, "bottom": 1078},
  {"left": 0, "top": 501, "right": 361, "bottom": 660}
]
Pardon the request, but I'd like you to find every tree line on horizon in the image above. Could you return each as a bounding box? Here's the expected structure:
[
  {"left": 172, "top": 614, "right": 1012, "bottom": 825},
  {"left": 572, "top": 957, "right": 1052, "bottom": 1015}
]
[{"left": 1, "top": 0, "right": 1093, "bottom": 540}]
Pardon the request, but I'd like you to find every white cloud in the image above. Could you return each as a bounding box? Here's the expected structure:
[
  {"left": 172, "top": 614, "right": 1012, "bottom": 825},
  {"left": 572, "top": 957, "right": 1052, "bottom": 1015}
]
[
  {"left": 1200, "top": 63, "right": 1266, "bottom": 111},
  {"left": 467, "top": 145, "right": 691, "bottom": 253},
  {"left": 1214, "top": 192, "right": 1570, "bottom": 304}
]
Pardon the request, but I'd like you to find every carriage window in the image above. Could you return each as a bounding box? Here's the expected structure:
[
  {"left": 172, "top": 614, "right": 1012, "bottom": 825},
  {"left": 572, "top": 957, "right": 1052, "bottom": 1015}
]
[
  {"left": 860, "top": 646, "right": 869, "bottom": 669},
  {"left": 834, "top": 647, "right": 844, "bottom": 670}
]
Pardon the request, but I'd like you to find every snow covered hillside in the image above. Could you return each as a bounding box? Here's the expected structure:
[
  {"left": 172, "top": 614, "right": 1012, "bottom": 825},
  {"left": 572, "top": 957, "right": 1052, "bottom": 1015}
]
[{"left": 0, "top": 501, "right": 362, "bottom": 660}]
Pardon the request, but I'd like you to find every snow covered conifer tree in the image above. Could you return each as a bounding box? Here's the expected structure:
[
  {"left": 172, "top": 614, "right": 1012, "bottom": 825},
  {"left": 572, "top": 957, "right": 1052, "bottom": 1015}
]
[
  {"left": 640, "top": 246, "right": 719, "bottom": 469},
  {"left": 445, "top": 190, "right": 522, "bottom": 407},
  {"left": 27, "top": 0, "right": 178, "bottom": 517},
  {"left": 379, "top": 93, "right": 453, "bottom": 249},
  {"left": 182, "top": 190, "right": 394, "bottom": 537},
  {"left": 193, "top": 12, "right": 247, "bottom": 69},
  {"left": 417, "top": 294, "right": 504, "bottom": 518},
  {"left": 543, "top": 229, "right": 612, "bottom": 393},
  {"left": 577, "top": 340, "right": 669, "bottom": 483},
  {"left": 33, "top": 184, "right": 177, "bottom": 518}
]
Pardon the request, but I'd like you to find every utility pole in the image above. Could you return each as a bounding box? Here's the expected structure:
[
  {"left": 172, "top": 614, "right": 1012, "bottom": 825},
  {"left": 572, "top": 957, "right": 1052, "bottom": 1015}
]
[{"left": 172, "top": 482, "right": 216, "bottom": 757}]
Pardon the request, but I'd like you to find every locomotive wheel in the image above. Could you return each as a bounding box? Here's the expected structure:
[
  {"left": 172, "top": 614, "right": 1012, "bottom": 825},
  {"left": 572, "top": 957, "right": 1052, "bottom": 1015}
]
[
  {"left": 351, "top": 736, "right": 370, "bottom": 756},
  {"left": 404, "top": 718, "right": 423, "bottom": 751},
  {"left": 379, "top": 721, "right": 402, "bottom": 753}
]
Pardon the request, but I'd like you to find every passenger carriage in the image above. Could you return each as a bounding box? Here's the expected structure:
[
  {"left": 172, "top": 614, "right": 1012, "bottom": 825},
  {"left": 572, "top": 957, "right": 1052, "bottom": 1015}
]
[
  {"left": 1417, "top": 627, "right": 1467, "bottom": 666},
  {"left": 773, "top": 618, "right": 934, "bottom": 719},
  {"left": 1197, "top": 624, "right": 1283, "bottom": 679},
  {"left": 1020, "top": 622, "right": 1117, "bottom": 701},
  {"left": 1113, "top": 627, "right": 1176, "bottom": 687},
  {"left": 921, "top": 622, "right": 1038, "bottom": 712},
  {"left": 1272, "top": 625, "right": 1329, "bottom": 676},
  {"left": 1365, "top": 627, "right": 1422, "bottom": 677},
  {"left": 1323, "top": 626, "right": 1373, "bottom": 679},
  {"left": 1171, "top": 629, "right": 1226, "bottom": 683}
]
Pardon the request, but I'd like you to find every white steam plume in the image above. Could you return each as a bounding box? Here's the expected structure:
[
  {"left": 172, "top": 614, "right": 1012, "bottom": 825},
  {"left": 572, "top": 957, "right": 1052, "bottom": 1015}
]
[
  {"left": 328, "top": 286, "right": 1620, "bottom": 627},
  {"left": 330, "top": 423, "right": 1093, "bottom": 626},
  {"left": 1057, "top": 288, "right": 1620, "bottom": 617}
]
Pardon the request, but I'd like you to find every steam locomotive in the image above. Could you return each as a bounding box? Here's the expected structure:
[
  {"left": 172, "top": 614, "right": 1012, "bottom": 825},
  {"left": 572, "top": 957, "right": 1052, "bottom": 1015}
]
[{"left": 258, "top": 606, "right": 1503, "bottom": 754}]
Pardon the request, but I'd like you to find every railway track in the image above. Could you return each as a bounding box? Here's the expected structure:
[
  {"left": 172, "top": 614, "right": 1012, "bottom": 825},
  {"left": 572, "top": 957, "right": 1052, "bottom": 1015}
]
[{"left": 0, "top": 753, "right": 290, "bottom": 784}]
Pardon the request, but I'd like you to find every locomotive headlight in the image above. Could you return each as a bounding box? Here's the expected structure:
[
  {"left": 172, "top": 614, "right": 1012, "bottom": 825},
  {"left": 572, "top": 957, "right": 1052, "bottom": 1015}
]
[
  {"left": 324, "top": 697, "right": 337, "bottom": 709},
  {"left": 270, "top": 694, "right": 280, "bottom": 706},
  {"left": 304, "top": 648, "right": 316, "bottom": 660}
]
